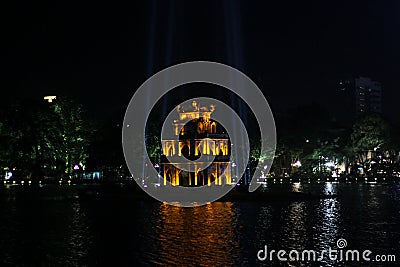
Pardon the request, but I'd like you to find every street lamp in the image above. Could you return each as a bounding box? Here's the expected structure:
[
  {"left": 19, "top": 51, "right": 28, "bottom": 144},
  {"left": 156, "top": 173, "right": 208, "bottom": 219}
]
[{"left": 44, "top": 96, "right": 56, "bottom": 103}]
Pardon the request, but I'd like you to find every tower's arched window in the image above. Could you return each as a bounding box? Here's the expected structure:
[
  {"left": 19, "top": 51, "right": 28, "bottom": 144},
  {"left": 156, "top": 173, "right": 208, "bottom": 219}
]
[{"left": 211, "top": 123, "right": 217, "bottom": 133}]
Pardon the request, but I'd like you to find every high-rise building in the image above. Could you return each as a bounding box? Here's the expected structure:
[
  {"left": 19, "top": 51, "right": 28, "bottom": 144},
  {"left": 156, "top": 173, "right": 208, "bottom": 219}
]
[
  {"left": 335, "top": 77, "right": 382, "bottom": 125},
  {"left": 355, "top": 77, "right": 382, "bottom": 116}
]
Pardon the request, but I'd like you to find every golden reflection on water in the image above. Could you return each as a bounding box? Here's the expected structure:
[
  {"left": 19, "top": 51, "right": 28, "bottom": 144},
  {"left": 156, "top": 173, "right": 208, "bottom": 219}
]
[{"left": 154, "top": 202, "right": 238, "bottom": 266}]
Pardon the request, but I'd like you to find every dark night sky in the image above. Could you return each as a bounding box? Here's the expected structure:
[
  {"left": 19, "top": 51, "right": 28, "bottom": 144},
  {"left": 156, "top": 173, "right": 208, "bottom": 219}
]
[{"left": 2, "top": 0, "right": 400, "bottom": 122}]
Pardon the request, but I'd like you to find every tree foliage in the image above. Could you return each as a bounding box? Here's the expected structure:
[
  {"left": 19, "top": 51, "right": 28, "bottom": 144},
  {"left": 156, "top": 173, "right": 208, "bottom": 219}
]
[{"left": 0, "top": 96, "right": 93, "bottom": 179}]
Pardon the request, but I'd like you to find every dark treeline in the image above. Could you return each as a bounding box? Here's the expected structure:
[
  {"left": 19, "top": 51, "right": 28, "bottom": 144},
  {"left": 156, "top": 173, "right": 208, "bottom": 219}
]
[
  {"left": 0, "top": 96, "right": 94, "bottom": 180},
  {"left": 1, "top": 97, "right": 399, "bottom": 181}
]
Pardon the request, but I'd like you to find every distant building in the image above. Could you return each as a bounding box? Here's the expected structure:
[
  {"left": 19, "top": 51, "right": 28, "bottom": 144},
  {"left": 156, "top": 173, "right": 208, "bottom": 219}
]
[
  {"left": 336, "top": 77, "right": 382, "bottom": 124},
  {"left": 160, "top": 101, "right": 233, "bottom": 186},
  {"left": 336, "top": 78, "right": 356, "bottom": 125},
  {"left": 355, "top": 77, "right": 382, "bottom": 116}
]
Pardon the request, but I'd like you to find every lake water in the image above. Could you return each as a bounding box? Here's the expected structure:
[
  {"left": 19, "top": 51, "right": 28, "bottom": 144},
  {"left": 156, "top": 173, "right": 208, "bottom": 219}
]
[{"left": 0, "top": 182, "right": 399, "bottom": 266}]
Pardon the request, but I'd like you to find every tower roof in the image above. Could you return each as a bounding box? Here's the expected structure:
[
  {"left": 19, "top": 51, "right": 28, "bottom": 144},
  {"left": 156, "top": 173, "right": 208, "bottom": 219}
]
[{"left": 176, "top": 101, "right": 215, "bottom": 121}]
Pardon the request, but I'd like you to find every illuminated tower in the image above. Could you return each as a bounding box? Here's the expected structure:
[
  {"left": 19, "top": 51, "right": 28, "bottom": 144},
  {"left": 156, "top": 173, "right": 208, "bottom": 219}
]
[{"left": 160, "top": 101, "right": 233, "bottom": 186}]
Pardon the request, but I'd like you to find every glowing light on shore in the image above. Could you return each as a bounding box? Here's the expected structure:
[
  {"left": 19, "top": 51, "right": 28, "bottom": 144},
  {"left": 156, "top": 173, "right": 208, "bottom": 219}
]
[
  {"left": 292, "top": 160, "right": 302, "bottom": 167},
  {"left": 325, "top": 161, "right": 335, "bottom": 168}
]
